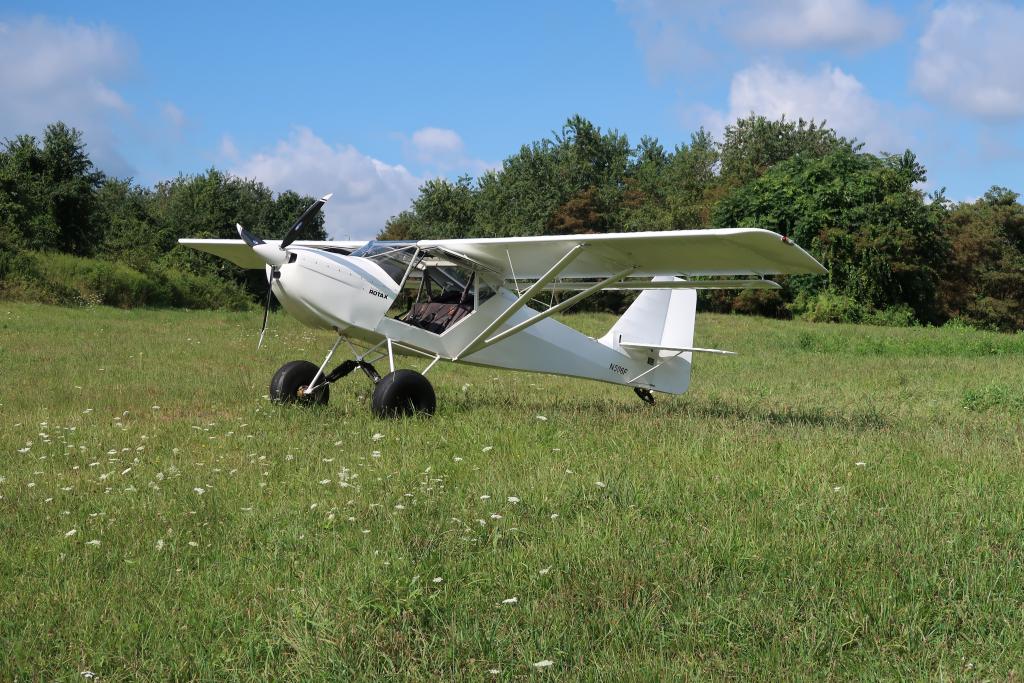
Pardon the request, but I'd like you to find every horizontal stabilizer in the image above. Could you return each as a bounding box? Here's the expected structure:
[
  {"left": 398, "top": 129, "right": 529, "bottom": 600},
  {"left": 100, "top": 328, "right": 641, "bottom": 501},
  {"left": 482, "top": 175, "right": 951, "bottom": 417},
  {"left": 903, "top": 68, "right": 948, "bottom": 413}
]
[{"left": 619, "top": 341, "right": 737, "bottom": 356}]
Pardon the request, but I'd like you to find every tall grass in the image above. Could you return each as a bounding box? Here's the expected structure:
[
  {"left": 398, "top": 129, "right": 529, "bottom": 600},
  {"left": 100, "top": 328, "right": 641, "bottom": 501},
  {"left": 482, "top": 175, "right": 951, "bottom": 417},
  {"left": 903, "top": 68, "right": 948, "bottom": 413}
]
[{"left": 1, "top": 303, "right": 1022, "bottom": 680}]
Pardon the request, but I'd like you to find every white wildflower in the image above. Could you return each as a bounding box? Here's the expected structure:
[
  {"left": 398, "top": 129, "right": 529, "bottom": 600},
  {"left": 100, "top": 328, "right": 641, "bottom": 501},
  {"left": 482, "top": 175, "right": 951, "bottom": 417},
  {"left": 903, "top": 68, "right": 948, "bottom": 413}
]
[
  {"left": 507, "top": 496, "right": 520, "bottom": 504},
  {"left": 394, "top": 504, "right": 406, "bottom": 510},
  {"left": 833, "top": 486, "right": 843, "bottom": 492},
  {"left": 490, "top": 513, "right": 502, "bottom": 520},
  {"left": 64, "top": 529, "right": 77, "bottom": 537},
  {"left": 534, "top": 660, "right": 554, "bottom": 668},
  {"left": 501, "top": 596, "right": 518, "bottom": 605},
  {"left": 85, "top": 539, "right": 100, "bottom": 546},
  {"left": 855, "top": 461, "right": 866, "bottom": 467},
  {"left": 595, "top": 481, "right": 606, "bottom": 488},
  {"left": 432, "top": 576, "right": 443, "bottom": 583},
  {"left": 536, "top": 415, "right": 547, "bottom": 421},
  {"left": 550, "top": 513, "right": 559, "bottom": 520},
  {"left": 155, "top": 539, "right": 165, "bottom": 551},
  {"left": 319, "top": 479, "right": 331, "bottom": 485},
  {"left": 193, "top": 487, "right": 206, "bottom": 495},
  {"left": 480, "top": 495, "right": 491, "bottom": 500},
  {"left": 482, "top": 446, "right": 493, "bottom": 452},
  {"left": 539, "top": 566, "right": 551, "bottom": 575},
  {"left": 371, "top": 433, "right": 384, "bottom": 441},
  {"left": 188, "top": 541, "right": 198, "bottom": 547}
]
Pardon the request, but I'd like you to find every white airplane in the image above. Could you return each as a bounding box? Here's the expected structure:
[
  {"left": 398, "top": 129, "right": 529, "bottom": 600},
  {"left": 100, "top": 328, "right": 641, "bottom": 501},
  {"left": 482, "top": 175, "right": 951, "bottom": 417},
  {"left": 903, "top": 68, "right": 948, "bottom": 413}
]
[{"left": 180, "top": 194, "right": 825, "bottom": 418}]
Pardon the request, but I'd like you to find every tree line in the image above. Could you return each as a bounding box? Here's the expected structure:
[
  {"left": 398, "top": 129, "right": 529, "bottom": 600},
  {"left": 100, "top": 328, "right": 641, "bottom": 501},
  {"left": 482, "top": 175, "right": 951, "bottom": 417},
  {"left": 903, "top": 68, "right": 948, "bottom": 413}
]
[
  {"left": 1, "top": 118, "right": 1022, "bottom": 331},
  {"left": 0, "top": 122, "right": 326, "bottom": 309},
  {"left": 381, "top": 115, "right": 1023, "bottom": 331}
]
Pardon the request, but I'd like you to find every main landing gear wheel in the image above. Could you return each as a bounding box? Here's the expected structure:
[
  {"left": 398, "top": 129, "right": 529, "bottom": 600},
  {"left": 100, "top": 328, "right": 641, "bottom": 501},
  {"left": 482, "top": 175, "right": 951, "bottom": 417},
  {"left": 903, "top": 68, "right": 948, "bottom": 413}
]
[
  {"left": 371, "top": 369, "right": 436, "bottom": 419},
  {"left": 270, "top": 360, "right": 329, "bottom": 406}
]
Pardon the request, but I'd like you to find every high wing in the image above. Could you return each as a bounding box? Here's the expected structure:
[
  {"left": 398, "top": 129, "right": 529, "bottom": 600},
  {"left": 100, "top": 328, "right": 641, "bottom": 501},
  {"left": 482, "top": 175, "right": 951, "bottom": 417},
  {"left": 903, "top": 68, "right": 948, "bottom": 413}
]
[
  {"left": 419, "top": 228, "right": 826, "bottom": 280},
  {"left": 178, "top": 239, "right": 367, "bottom": 269}
]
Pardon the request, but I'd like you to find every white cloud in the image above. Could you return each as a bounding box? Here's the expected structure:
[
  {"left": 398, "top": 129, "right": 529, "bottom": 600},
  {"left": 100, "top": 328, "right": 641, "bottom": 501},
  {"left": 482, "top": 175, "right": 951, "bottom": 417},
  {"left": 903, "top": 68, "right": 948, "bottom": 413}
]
[
  {"left": 732, "top": 0, "right": 901, "bottom": 49},
  {"left": 618, "top": 0, "right": 900, "bottom": 77},
  {"left": 405, "top": 126, "right": 497, "bottom": 175},
  {"left": 914, "top": 1, "right": 1024, "bottom": 119},
  {"left": 160, "top": 102, "right": 186, "bottom": 130},
  {"left": 704, "top": 63, "right": 904, "bottom": 151},
  {"left": 218, "top": 134, "right": 239, "bottom": 161},
  {"left": 0, "top": 17, "right": 135, "bottom": 174},
  {"left": 230, "top": 127, "right": 424, "bottom": 239},
  {"left": 411, "top": 127, "right": 463, "bottom": 160}
]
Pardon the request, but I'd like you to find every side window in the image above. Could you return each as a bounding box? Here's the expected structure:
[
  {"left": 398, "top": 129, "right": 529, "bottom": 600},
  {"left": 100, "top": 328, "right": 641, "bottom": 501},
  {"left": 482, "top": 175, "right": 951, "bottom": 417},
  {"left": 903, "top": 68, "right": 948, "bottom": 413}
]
[{"left": 476, "top": 277, "right": 497, "bottom": 306}]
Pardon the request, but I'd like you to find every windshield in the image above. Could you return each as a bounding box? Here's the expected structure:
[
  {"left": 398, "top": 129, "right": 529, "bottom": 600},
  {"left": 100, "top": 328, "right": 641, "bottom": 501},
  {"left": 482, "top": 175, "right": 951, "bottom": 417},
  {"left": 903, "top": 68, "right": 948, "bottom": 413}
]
[{"left": 349, "top": 242, "right": 418, "bottom": 284}]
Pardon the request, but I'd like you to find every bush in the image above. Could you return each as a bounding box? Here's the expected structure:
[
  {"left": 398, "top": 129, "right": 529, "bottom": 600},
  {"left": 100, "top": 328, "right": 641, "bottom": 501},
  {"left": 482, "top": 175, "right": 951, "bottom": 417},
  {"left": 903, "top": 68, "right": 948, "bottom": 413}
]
[
  {"left": 796, "top": 292, "right": 865, "bottom": 324},
  {"left": 0, "top": 250, "right": 252, "bottom": 310},
  {"left": 863, "top": 305, "right": 917, "bottom": 327}
]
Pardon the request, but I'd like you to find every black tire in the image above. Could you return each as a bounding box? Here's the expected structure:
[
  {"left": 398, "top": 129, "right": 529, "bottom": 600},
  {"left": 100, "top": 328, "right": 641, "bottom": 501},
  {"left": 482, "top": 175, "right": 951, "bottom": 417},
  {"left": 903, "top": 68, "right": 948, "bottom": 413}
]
[
  {"left": 269, "top": 360, "right": 329, "bottom": 406},
  {"left": 371, "top": 369, "right": 436, "bottom": 418}
]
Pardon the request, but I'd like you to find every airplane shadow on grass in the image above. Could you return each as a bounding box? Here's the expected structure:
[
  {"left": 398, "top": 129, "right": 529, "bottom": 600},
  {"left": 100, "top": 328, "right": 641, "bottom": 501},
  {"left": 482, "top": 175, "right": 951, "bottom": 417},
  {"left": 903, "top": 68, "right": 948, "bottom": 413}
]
[{"left": 444, "top": 392, "right": 891, "bottom": 432}]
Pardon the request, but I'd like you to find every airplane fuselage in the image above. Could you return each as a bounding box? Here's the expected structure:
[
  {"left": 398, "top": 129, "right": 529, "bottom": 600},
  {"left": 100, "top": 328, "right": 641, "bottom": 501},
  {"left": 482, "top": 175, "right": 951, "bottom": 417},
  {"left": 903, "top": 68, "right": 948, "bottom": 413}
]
[{"left": 270, "top": 247, "right": 693, "bottom": 394}]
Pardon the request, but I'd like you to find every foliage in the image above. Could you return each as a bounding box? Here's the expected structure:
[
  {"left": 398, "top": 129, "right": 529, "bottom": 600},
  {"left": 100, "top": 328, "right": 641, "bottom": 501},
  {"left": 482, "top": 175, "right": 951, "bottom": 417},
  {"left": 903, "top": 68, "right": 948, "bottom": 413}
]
[
  {"left": 1, "top": 124, "right": 326, "bottom": 309},
  {"left": 379, "top": 113, "right": 1024, "bottom": 328},
  {"left": 2, "top": 118, "right": 1022, "bottom": 331},
  {"left": 713, "top": 148, "right": 949, "bottom": 323},
  {"left": 936, "top": 187, "right": 1024, "bottom": 332},
  {"left": 0, "top": 250, "right": 251, "bottom": 310}
]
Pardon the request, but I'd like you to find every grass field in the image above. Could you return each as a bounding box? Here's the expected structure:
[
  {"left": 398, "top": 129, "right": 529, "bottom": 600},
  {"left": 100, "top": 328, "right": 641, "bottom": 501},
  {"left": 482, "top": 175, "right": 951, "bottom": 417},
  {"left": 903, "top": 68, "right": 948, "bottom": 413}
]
[{"left": 1, "top": 302, "right": 1023, "bottom": 680}]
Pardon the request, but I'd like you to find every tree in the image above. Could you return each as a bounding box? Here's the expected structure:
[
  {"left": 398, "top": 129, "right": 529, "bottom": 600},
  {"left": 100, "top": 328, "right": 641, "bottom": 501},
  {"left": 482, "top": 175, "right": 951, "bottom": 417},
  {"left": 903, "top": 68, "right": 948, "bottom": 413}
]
[
  {"left": 713, "top": 147, "right": 949, "bottom": 322},
  {"left": 719, "top": 115, "right": 855, "bottom": 186},
  {"left": 938, "top": 187, "right": 1024, "bottom": 331},
  {"left": 0, "top": 123, "right": 105, "bottom": 255}
]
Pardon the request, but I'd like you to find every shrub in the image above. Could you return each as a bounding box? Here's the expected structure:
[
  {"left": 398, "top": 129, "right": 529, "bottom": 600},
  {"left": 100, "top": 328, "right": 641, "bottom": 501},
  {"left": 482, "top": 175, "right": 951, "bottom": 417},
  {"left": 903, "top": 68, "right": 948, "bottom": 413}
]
[
  {"left": 0, "top": 250, "right": 252, "bottom": 310},
  {"left": 797, "top": 292, "right": 865, "bottom": 324}
]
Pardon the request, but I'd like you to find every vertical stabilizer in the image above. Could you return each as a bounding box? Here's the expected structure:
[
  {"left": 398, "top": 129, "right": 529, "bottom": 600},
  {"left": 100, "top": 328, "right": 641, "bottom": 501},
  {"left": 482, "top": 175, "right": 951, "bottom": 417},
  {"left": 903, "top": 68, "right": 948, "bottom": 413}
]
[{"left": 598, "top": 277, "right": 697, "bottom": 394}]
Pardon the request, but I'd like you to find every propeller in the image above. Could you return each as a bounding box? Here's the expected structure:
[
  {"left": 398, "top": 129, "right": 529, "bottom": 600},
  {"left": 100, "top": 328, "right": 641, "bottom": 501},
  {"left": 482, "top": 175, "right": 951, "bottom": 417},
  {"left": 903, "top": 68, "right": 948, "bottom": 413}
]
[{"left": 236, "top": 193, "right": 333, "bottom": 348}]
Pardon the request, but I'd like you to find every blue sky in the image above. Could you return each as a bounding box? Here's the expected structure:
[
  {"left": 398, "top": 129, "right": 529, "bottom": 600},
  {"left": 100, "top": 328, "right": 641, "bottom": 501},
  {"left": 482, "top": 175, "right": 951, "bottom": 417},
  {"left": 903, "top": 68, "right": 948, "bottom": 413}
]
[{"left": 1, "top": 0, "right": 1022, "bottom": 238}]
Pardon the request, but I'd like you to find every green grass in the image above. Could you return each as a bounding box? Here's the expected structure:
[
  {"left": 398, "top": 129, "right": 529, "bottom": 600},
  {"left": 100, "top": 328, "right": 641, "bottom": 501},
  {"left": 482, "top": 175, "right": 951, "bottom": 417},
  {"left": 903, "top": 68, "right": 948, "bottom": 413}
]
[{"left": 1, "top": 302, "right": 1022, "bottom": 680}]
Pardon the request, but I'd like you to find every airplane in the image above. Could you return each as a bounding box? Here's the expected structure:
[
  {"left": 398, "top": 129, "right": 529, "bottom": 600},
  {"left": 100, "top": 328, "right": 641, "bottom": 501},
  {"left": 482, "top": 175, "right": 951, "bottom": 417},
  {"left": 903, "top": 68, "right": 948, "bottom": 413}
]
[{"left": 180, "top": 194, "right": 826, "bottom": 418}]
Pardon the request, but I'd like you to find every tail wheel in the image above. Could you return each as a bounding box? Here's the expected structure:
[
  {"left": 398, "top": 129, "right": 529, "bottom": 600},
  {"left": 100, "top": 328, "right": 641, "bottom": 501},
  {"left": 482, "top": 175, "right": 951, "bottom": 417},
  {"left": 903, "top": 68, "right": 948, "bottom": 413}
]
[
  {"left": 270, "top": 360, "right": 329, "bottom": 406},
  {"left": 371, "top": 369, "right": 435, "bottom": 418}
]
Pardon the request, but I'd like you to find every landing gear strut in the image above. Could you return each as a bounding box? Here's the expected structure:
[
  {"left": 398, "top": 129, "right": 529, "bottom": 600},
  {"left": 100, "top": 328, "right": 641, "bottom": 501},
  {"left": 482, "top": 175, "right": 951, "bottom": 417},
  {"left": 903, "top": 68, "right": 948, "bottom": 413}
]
[{"left": 269, "top": 338, "right": 436, "bottom": 419}]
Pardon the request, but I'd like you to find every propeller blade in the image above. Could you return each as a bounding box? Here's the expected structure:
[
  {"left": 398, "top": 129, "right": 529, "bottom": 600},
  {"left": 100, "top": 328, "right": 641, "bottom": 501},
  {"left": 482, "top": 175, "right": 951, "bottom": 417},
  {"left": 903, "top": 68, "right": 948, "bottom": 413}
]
[
  {"left": 257, "top": 268, "right": 274, "bottom": 350},
  {"left": 280, "top": 193, "right": 333, "bottom": 249},
  {"left": 236, "top": 222, "right": 265, "bottom": 247}
]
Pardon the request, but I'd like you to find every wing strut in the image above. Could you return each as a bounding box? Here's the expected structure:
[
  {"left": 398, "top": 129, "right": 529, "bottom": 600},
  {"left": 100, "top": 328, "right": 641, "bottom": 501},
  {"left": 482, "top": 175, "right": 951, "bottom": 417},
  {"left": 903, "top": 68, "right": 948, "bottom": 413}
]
[
  {"left": 483, "top": 267, "right": 634, "bottom": 347},
  {"left": 455, "top": 245, "right": 587, "bottom": 359}
]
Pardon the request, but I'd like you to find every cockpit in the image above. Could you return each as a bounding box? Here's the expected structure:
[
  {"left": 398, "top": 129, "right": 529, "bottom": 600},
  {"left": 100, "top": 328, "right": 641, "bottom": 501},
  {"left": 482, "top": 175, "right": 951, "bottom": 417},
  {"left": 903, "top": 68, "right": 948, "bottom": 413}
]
[{"left": 350, "top": 241, "right": 496, "bottom": 334}]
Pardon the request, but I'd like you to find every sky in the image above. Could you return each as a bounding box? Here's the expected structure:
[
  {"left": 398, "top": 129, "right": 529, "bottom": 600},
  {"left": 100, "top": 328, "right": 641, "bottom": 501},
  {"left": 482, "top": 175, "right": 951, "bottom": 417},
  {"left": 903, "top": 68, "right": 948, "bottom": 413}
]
[{"left": 1, "top": 0, "right": 1022, "bottom": 238}]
